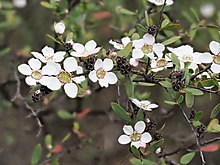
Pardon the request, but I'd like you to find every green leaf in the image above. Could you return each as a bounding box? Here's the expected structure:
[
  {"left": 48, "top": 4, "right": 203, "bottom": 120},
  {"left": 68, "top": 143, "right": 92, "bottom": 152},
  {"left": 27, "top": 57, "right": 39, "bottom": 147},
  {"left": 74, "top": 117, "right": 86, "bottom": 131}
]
[
  {"left": 47, "top": 34, "right": 62, "bottom": 45},
  {"left": 194, "top": 111, "right": 203, "bottom": 121},
  {"left": 145, "top": 10, "right": 150, "bottom": 26},
  {"left": 193, "top": 121, "right": 202, "bottom": 127},
  {"left": 161, "top": 19, "right": 170, "bottom": 29},
  {"left": 164, "top": 100, "right": 177, "bottom": 105},
  {"left": 31, "top": 144, "right": 42, "bottom": 165},
  {"left": 136, "top": 109, "right": 144, "bottom": 121},
  {"left": 125, "top": 77, "right": 134, "bottom": 97},
  {"left": 45, "top": 134, "right": 52, "bottom": 147},
  {"left": 149, "top": 139, "right": 164, "bottom": 153},
  {"left": 0, "top": 47, "right": 10, "bottom": 58},
  {"left": 135, "top": 82, "right": 156, "bottom": 87},
  {"left": 57, "top": 110, "right": 73, "bottom": 119},
  {"left": 117, "top": 7, "right": 136, "bottom": 15},
  {"left": 51, "top": 158, "right": 59, "bottom": 165},
  {"left": 210, "top": 103, "right": 220, "bottom": 118},
  {"left": 40, "top": 1, "right": 56, "bottom": 9},
  {"left": 130, "top": 146, "right": 141, "bottom": 158},
  {"left": 171, "top": 53, "right": 180, "bottom": 68},
  {"left": 185, "top": 93, "right": 194, "bottom": 108},
  {"left": 130, "top": 158, "right": 154, "bottom": 165},
  {"left": 159, "top": 80, "right": 172, "bottom": 88},
  {"left": 177, "top": 95, "right": 184, "bottom": 104},
  {"left": 117, "top": 42, "right": 133, "bottom": 57},
  {"left": 184, "top": 88, "right": 204, "bottom": 96},
  {"left": 111, "top": 103, "right": 132, "bottom": 122},
  {"left": 162, "top": 36, "right": 181, "bottom": 46},
  {"left": 200, "top": 79, "right": 215, "bottom": 88},
  {"left": 180, "top": 152, "right": 195, "bottom": 164},
  {"left": 207, "top": 119, "right": 220, "bottom": 132}
]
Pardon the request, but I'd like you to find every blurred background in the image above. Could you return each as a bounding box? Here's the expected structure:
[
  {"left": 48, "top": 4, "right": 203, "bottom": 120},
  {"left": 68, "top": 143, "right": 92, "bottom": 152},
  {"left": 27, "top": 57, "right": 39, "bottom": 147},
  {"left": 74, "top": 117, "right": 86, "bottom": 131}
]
[{"left": 0, "top": 0, "right": 220, "bottom": 165}]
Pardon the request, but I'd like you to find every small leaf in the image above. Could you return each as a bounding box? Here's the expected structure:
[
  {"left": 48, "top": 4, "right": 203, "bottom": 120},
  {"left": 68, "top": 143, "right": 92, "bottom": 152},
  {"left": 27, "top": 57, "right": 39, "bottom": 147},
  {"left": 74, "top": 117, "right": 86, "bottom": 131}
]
[
  {"left": 201, "top": 144, "right": 220, "bottom": 152},
  {"left": 117, "top": 42, "right": 133, "bottom": 57},
  {"left": 51, "top": 145, "right": 62, "bottom": 154},
  {"left": 125, "top": 77, "right": 134, "bottom": 97},
  {"left": 164, "top": 100, "right": 177, "bottom": 105},
  {"left": 117, "top": 7, "right": 136, "bottom": 15},
  {"left": 136, "top": 109, "right": 144, "bottom": 121},
  {"left": 161, "top": 19, "right": 170, "bottom": 29},
  {"left": 130, "top": 158, "right": 154, "bottom": 165},
  {"left": 184, "top": 88, "right": 204, "bottom": 96},
  {"left": 31, "top": 144, "right": 42, "bottom": 165},
  {"left": 57, "top": 110, "right": 73, "bottom": 119},
  {"left": 207, "top": 119, "right": 220, "bottom": 132},
  {"left": 159, "top": 80, "right": 172, "bottom": 88},
  {"left": 194, "top": 111, "right": 203, "bottom": 121},
  {"left": 210, "top": 103, "right": 220, "bottom": 118},
  {"left": 180, "top": 152, "right": 195, "bottom": 164},
  {"left": 192, "top": 121, "right": 202, "bottom": 127},
  {"left": 171, "top": 53, "right": 180, "bottom": 68},
  {"left": 177, "top": 95, "right": 184, "bottom": 104},
  {"left": 162, "top": 36, "right": 181, "bottom": 46},
  {"left": 130, "top": 146, "right": 141, "bottom": 158},
  {"left": 45, "top": 134, "right": 52, "bottom": 147},
  {"left": 145, "top": 10, "right": 150, "bottom": 26},
  {"left": 149, "top": 139, "right": 164, "bottom": 153},
  {"left": 185, "top": 93, "right": 194, "bottom": 108},
  {"left": 111, "top": 103, "right": 132, "bottom": 122},
  {"left": 47, "top": 34, "right": 62, "bottom": 45},
  {"left": 40, "top": 1, "right": 56, "bottom": 9}
]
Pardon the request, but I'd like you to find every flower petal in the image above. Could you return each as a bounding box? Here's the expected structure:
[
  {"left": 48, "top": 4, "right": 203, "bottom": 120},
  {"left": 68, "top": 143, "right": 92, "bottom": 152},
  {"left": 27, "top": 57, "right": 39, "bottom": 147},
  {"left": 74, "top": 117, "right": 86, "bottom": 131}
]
[
  {"left": 85, "top": 40, "right": 97, "bottom": 51},
  {"left": 25, "top": 76, "right": 36, "bottom": 86},
  {"left": 211, "top": 63, "right": 220, "bottom": 73},
  {"left": 123, "top": 125, "right": 134, "bottom": 135},
  {"left": 39, "top": 76, "right": 51, "bottom": 86},
  {"left": 42, "top": 46, "right": 54, "bottom": 57},
  {"left": 131, "top": 98, "right": 141, "bottom": 107},
  {"left": 196, "top": 52, "right": 213, "bottom": 64},
  {"left": 103, "top": 59, "right": 114, "bottom": 71},
  {"left": 143, "top": 33, "right": 155, "bottom": 45},
  {"left": 118, "top": 135, "right": 131, "bottom": 144},
  {"left": 104, "top": 72, "right": 118, "bottom": 85},
  {"left": 73, "top": 76, "right": 85, "bottom": 84},
  {"left": 63, "top": 57, "right": 78, "bottom": 72},
  {"left": 132, "top": 49, "right": 144, "bottom": 59},
  {"left": 121, "top": 37, "right": 131, "bottom": 46},
  {"left": 42, "top": 62, "right": 61, "bottom": 75},
  {"left": 53, "top": 51, "right": 66, "bottom": 62},
  {"left": 148, "top": 103, "right": 158, "bottom": 109},
  {"left": 47, "top": 77, "right": 62, "bottom": 90},
  {"left": 54, "top": 22, "right": 65, "bottom": 34},
  {"left": 153, "top": 43, "right": 165, "bottom": 57},
  {"left": 28, "top": 58, "right": 41, "bottom": 70},
  {"left": 18, "top": 64, "right": 32, "bottom": 75},
  {"left": 131, "top": 141, "right": 141, "bottom": 149},
  {"left": 73, "top": 43, "right": 85, "bottom": 52},
  {"left": 129, "top": 58, "right": 139, "bottom": 67},
  {"left": 64, "top": 83, "right": 78, "bottom": 98},
  {"left": 141, "top": 132, "right": 152, "bottom": 143},
  {"left": 94, "top": 59, "right": 103, "bottom": 70},
  {"left": 134, "top": 121, "right": 146, "bottom": 133},
  {"left": 88, "top": 70, "right": 98, "bottom": 82},
  {"left": 209, "top": 41, "right": 220, "bottom": 55},
  {"left": 31, "top": 52, "right": 46, "bottom": 63},
  {"left": 98, "top": 79, "right": 109, "bottom": 87}
]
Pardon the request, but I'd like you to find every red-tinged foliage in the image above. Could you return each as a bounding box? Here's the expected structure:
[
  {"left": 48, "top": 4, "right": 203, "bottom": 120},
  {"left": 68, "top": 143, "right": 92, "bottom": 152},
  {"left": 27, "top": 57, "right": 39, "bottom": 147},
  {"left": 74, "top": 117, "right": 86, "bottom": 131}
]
[
  {"left": 74, "top": 108, "right": 91, "bottom": 120},
  {"left": 93, "top": 11, "right": 112, "bottom": 21},
  {"left": 201, "top": 144, "right": 220, "bottom": 152},
  {"left": 51, "top": 145, "right": 62, "bottom": 154}
]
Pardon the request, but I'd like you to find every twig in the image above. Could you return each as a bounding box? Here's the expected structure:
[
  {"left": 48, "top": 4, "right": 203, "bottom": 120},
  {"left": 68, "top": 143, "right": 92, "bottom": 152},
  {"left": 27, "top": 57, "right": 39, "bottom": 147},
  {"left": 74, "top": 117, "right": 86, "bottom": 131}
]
[
  {"left": 11, "top": 72, "right": 43, "bottom": 137},
  {"left": 190, "top": 64, "right": 212, "bottom": 80}
]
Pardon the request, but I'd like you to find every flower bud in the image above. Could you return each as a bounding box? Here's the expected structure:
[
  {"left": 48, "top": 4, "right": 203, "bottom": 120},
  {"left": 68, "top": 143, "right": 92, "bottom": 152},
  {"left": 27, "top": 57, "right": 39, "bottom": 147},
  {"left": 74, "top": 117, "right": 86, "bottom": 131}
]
[
  {"left": 13, "top": 0, "right": 27, "bottom": 8},
  {"left": 54, "top": 22, "right": 65, "bottom": 34}
]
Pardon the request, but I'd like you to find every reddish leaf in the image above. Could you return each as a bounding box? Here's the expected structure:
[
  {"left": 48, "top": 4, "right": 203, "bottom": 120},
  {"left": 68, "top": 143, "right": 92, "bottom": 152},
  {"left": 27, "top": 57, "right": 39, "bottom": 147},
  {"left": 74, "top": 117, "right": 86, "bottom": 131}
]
[
  {"left": 93, "top": 11, "right": 111, "bottom": 21},
  {"left": 75, "top": 108, "right": 91, "bottom": 120},
  {"left": 51, "top": 145, "right": 62, "bottom": 154},
  {"left": 201, "top": 144, "right": 220, "bottom": 152}
]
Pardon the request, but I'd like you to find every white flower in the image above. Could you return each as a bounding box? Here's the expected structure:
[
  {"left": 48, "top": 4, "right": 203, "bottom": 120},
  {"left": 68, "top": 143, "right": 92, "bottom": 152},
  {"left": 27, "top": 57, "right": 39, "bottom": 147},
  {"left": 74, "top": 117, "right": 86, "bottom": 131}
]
[
  {"left": 118, "top": 121, "right": 152, "bottom": 149},
  {"left": 151, "top": 53, "right": 173, "bottom": 72},
  {"left": 43, "top": 57, "right": 85, "bottom": 98},
  {"left": 31, "top": 46, "right": 66, "bottom": 63},
  {"left": 18, "top": 58, "right": 50, "bottom": 86},
  {"left": 13, "top": 0, "right": 27, "bottom": 8},
  {"left": 148, "top": 0, "right": 173, "bottom": 6},
  {"left": 109, "top": 37, "right": 131, "bottom": 50},
  {"left": 208, "top": 41, "right": 220, "bottom": 73},
  {"left": 130, "top": 34, "right": 165, "bottom": 66},
  {"left": 88, "top": 59, "right": 117, "bottom": 87},
  {"left": 71, "top": 40, "right": 101, "bottom": 57},
  {"left": 131, "top": 98, "right": 158, "bottom": 111},
  {"left": 200, "top": 3, "right": 215, "bottom": 18},
  {"left": 54, "top": 22, "right": 65, "bottom": 34}
]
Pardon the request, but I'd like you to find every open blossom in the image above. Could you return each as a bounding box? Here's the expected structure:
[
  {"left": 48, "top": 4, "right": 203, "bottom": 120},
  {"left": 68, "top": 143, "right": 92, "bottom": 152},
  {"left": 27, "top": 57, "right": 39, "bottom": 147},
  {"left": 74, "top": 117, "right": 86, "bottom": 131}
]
[
  {"left": 42, "top": 57, "right": 85, "bottom": 98},
  {"left": 109, "top": 37, "right": 131, "bottom": 50},
  {"left": 31, "top": 46, "right": 66, "bottom": 63},
  {"left": 89, "top": 59, "right": 117, "bottom": 87},
  {"left": 118, "top": 121, "right": 152, "bottom": 149},
  {"left": 131, "top": 98, "right": 158, "bottom": 111},
  {"left": 148, "top": 0, "right": 173, "bottom": 6},
  {"left": 130, "top": 33, "right": 165, "bottom": 66},
  {"left": 200, "top": 3, "right": 215, "bottom": 18},
  {"left": 208, "top": 41, "right": 220, "bottom": 73},
  {"left": 54, "top": 22, "right": 65, "bottom": 34},
  {"left": 18, "top": 58, "right": 50, "bottom": 86},
  {"left": 151, "top": 53, "right": 173, "bottom": 72},
  {"left": 71, "top": 40, "right": 101, "bottom": 57}
]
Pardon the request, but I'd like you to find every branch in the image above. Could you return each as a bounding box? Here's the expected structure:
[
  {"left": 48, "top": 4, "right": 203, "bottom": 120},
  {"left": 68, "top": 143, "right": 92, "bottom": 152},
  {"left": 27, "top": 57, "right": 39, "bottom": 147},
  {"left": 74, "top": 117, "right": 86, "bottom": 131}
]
[
  {"left": 190, "top": 64, "right": 212, "bottom": 80},
  {"left": 11, "top": 72, "right": 43, "bottom": 137}
]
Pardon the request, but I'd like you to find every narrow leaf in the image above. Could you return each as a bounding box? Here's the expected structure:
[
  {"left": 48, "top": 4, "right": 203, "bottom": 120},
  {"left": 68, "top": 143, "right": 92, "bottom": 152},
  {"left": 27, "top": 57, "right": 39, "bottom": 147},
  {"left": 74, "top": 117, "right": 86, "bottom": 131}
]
[
  {"left": 185, "top": 93, "right": 194, "bottom": 108},
  {"left": 162, "top": 36, "right": 181, "bottom": 46},
  {"left": 210, "top": 103, "right": 220, "bottom": 118},
  {"left": 31, "top": 144, "right": 42, "bottom": 165},
  {"left": 117, "top": 42, "right": 133, "bottom": 57},
  {"left": 111, "top": 103, "right": 132, "bottom": 122},
  {"left": 180, "top": 152, "right": 195, "bottom": 164}
]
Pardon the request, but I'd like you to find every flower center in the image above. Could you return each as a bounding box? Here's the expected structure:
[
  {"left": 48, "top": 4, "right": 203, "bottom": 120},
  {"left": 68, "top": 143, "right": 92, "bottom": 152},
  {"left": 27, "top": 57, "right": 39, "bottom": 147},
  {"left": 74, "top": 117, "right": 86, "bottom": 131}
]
[
  {"left": 213, "top": 54, "right": 220, "bottom": 64},
  {"left": 131, "top": 132, "right": 141, "bottom": 142},
  {"left": 31, "top": 71, "right": 42, "bottom": 80},
  {"left": 46, "top": 56, "right": 53, "bottom": 61},
  {"left": 96, "top": 68, "right": 106, "bottom": 79},
  {"left": 182, "top": 54, "right": 193, "bottom": 62},
  {"left": 157, "top": 58, "right": 168, "bottom": 67},
  {"left": 140, "top": 103, "right": 148, "bottom": 110},
  {"left": 57, "top": 71, "right": 72, "bottom": 83},
  {"left": 142, "top": 44, "right": 153, "bottom": 54}
]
